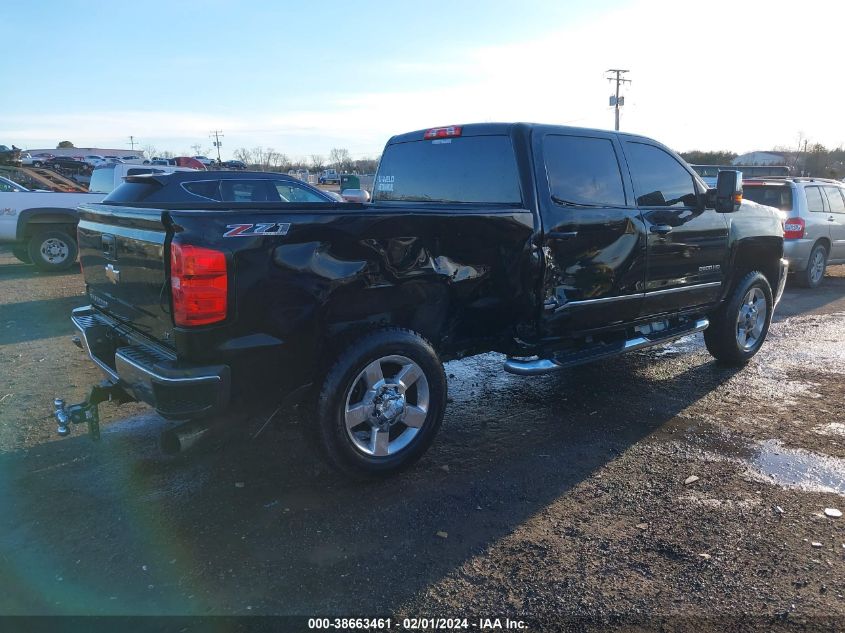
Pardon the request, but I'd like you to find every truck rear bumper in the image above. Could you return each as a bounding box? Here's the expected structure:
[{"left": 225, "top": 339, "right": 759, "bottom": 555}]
[{"left": 72, "top": 306, "right": 230, "bottom": 419}]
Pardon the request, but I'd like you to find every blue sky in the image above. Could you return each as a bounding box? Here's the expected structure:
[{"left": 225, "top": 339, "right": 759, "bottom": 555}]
[{"left": 3, "top": 0, "right": 844, "bottom": 159}]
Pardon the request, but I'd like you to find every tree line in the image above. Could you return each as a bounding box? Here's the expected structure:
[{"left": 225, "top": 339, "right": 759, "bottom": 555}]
[{"left": 680, "top": 145, "right": 845, "bottom": 179}]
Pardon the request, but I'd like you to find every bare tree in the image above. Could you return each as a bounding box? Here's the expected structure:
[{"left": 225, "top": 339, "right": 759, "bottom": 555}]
[
  {"left": 159, "top": 150, "right": 176, "bottom": 159},
  {"left": 190, "top": 143, "right": 203, "bottom": 155},
  {"left": 328, "top": 148, "right": 352, "bottom": 171},
  {"left": 233, "top": 147, "right": 253, "bottom": 165},
  {"left": 142, "top": 144, "right": 158, "bottom": 160},
  {"left": 310, "top": 154, "right": 325, "bottom": 171}
]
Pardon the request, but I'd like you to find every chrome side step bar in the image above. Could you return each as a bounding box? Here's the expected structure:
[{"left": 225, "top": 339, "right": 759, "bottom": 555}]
[{"left": 504, "top": 318, "right": 710, "bottom": 376}]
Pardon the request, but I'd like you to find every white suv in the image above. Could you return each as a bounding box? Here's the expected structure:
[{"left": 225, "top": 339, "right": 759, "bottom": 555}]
[{"left": 743, "top": 177, "right": 845, "bottom": 287}]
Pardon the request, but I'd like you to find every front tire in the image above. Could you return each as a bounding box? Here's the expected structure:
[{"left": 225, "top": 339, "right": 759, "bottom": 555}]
[
  {"left": 315, "top": 328, "right": 447, "bottom": 477},
  {"left": 796, "top": 242, "right": 827, "bottom": 288},
  {"left": 27, "top": 229, "right": 78, "bottom": 272},
  {"left": 704, "top": 271, "right": 773, "bottom": 365}
]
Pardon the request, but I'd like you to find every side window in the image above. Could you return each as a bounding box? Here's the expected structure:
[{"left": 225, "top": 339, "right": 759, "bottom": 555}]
[
  {"left": 805, "top": 186, "right": 826, "bottom": 213},
  {"left": 0, "top": 181, "right": 13, "bottom": 192},
  {"left": 274, "top": 181, "right": 328, "bottom": 203},
  {"left": 823, "top": 186, "right": 845, "bottom": 214},
  {"left": 625, "top": 142, "right": 697, "bottom": 207},
  {"left": 182, "top": 180, "right": 221, "bottom": 201},
  {"left": 543, "top": 135, "right": 626, "bottom": 206},
  {"left": 220, "top": 180, "right": 277, "bottom": 203}
]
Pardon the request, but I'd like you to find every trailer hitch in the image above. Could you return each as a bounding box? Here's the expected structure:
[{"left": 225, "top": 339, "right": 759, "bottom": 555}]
[{"left": 54, "top": 382, "right": 133, "bottom": 440}]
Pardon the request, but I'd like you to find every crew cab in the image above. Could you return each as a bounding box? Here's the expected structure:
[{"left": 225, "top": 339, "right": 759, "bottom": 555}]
[{"left": 63, "top": 123, "right": 787, "bottom": 477}]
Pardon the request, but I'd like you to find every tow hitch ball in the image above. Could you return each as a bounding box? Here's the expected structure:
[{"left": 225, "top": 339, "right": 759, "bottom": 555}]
[{"left": 54, "top": 382, "right": 131, "bottom": 440}]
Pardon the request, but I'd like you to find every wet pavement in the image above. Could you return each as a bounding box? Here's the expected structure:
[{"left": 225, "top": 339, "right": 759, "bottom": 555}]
[{"left": 1, "top": 245, "right": 845, "bottom": 630}]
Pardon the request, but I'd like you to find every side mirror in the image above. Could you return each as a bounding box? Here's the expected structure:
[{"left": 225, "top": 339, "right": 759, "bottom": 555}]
[
  {"left": 715, "top": 170, "right": 743, "bottom": 213},
  {"left": 341, "top": 188, "right": 370, "bottom": 203}
]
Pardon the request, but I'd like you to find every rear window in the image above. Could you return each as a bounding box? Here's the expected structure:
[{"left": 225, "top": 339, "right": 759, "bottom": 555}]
[
  {"left": 742, "top": 185, "right": 793, "bottom": 211},
  {"left": 88, "top": 165, "right": 117, "bottom": 193},
  {"left": 373, "top": 136, "right": 521, "bottom": 204},
  {"left": 103, "top": 182, "right": 162, "bottom": 203}
]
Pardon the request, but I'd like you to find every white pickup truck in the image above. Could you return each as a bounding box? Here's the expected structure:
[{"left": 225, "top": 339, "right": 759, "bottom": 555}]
[{"left": 1, "top": 163, "right": 196, "bottom": 271}]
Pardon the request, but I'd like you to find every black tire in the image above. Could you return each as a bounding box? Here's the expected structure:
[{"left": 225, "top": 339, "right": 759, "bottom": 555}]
[
  {"left": 11, "top": 246, "right": 32, "bottom": 264},
  {"left": 315, "top": 328, "right": 448, "bottom": 477},
  {"left": 704, "top": 271, "right": 773, "bottom": 366},
  {"left": 796, "top": 242, "right": 828, "bottom": 288},
  {"left": 27, "top": 229, "right": 78, "bottom": 272}
]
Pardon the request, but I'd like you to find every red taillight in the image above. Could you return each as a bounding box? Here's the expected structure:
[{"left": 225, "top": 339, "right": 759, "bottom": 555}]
[
  {"left": 783, "top": 217, "right": 805, "bottom": 240},
  {"left": 170, "top": 243, "right": 228, "bottom": 326},
  {"left": 423, "top": 125, "right": 462, "bottom": 139}
]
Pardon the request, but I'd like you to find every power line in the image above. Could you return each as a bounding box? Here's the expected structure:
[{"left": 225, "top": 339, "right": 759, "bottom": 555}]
[
  {"left": 605, "top": 69, "right": 631, "bottom": 131},
  {"left": 210, "top": 130, "right": 224, "bottom": 164}
]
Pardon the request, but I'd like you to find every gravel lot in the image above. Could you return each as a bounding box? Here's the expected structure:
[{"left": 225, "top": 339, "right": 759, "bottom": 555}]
[{"left": 1, "top": 245, "right": 845, "bottom": 631}]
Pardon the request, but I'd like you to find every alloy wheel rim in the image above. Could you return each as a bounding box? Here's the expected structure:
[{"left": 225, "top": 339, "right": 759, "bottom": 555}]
[
  {"left": 735, "top": 287, "right": 767, "bottom": 351},
  {"left": 344, "top": 354, "right": 430, "bottom": 458},
  {"left": 40, "top": 238, "right": 69, "bottom": 264},
  {"left": 810, "top": 250, "right": 825, "bottom": 283}
]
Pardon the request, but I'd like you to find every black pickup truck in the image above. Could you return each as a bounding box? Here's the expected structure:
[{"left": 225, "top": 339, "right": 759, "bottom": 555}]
[{"left": 60, "top": 123, "right": 787, "bottom": 476}]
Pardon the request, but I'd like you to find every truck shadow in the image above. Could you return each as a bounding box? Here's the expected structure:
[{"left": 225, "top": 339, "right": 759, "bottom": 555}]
[
  {"left": 0, "top": 295, "right": 85, "bottom": 345},
  {"left": 0, "top": 348, "right": 740, "bottom": 616}
]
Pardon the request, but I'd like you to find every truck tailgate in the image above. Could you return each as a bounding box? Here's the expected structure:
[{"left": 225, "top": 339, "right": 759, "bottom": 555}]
[{"left": 77, "top": 204, "right": 174, "bottom": 347}]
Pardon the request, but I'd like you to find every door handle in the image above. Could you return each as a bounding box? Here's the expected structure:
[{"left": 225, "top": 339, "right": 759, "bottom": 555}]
[
  {"left": 650, "top": 224, "right": 673, "bottom": 235},
  {"left": 828, "top": 216, "right": 836, "bottom": 222}
]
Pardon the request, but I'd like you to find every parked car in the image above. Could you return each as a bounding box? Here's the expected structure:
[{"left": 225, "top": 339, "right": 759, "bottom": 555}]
[
  {"left": 61, "top": 123, "right": 786, "bottom": 478},
  {"left": 319, "top": 168, "right": 340, "bottom": 184},
  {"left": 120, "top": 155, "right": 151, "bottom": 165},
  {"left": 743, "top": 177, "right": 845, "bottom": 288},
  {"left": 192, "top": 155, "right": 215, "bottom": 167},
  {"left": 20, "top": 153, "right": 49, "bottom": 167},
  {"left": 222, "top": 160, "right": 247, "bottom": 170},
  {"left": 45, "top": 156, "right": 91, "bottom": 174},
  {"left": 0, "top": 176, "right": 31, "bottom": 192},
  {"left": 82, "top": 155, "right": 107, "bottom": 167}
]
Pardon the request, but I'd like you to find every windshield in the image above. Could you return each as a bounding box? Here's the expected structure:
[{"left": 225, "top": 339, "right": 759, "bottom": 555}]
[
  {"left": 374, "top": 135, "right": 522, "bottom": 204},
  {"left": 742, "top": 184, "right": 793, "bottom": 211}
]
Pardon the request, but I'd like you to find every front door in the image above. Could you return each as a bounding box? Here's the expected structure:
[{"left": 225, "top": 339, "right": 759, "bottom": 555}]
[
  {"left": 535, "top": 130, "right": 647, "bottom": 336},
  {"left": 622, "top": 141, "right": 729, "bottom": 317}
]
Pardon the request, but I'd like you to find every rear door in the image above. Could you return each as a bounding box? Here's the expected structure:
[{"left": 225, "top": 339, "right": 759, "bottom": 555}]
[
  {"left": 535, "top": 129, "right": 647, "bottom": 334},
  {"left": 821, "top": 185, "right": 845, "bottom": 261},
  {"left": 622, "top": 141, "right": 729, "bottom": 317}
]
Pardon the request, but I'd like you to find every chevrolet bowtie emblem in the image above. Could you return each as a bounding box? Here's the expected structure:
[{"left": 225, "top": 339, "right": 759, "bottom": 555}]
[{"left": 105, "top": 263, "right": 120, "bottom": 284}]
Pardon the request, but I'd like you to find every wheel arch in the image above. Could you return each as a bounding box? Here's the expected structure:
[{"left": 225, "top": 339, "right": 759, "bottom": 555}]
[
  {"left": 16, "top": 207, "right": 79, "bottom": 241},
  {"left": 727, "top": 235, "right": 783, "bottom": 297}
]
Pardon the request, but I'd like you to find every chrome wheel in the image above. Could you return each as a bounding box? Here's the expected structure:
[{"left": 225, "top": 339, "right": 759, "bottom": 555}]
[
  {"left": 40, "top": 238, "right": 69, "bottom": 265},
  {"left": 735, "top": 287, "right": 767, "bottom": 351},
  {"left": 809, "top": 248, "right": 826, "bottom": 285},
  {"left": 344, "top": 355, "right": 430, "bottom": 457}
]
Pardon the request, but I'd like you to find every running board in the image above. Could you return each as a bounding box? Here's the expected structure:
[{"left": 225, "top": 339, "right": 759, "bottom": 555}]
[{"left": 504, "top": 318, "right": 709, "bottom": 376}]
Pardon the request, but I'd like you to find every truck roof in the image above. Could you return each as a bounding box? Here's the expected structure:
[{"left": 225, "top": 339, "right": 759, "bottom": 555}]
[{"left": 386, "top": 122, "right": 657, "bottom": 146}]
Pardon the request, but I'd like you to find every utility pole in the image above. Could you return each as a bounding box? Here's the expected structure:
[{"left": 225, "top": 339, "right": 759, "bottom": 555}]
[
  {"left": 128, "top": 135, "right": 137, "bottom": 150},
  {"left": 606, "top": 69, "right": 631, "bottom": 131},
  {"left": 210, "top": 130, "right": 224, "bottom": 164}
]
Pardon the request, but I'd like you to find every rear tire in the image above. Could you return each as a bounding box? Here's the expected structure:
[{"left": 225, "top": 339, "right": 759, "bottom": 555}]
[
  {"left": 704, "top": 271, "right": 773, "bottom": 365},
  {"left": 315, "top": 328, "right": 447, "bottom": 478},
  {"left": 27, "top": 229, "right": 78, "bottom": 272},
  {"left": 796, "top": 242, "right": 827, "bottom": 288}
]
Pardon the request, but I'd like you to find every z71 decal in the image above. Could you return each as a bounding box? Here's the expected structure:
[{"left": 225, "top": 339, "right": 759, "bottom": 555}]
[{"left": 223, "top": 223, "right": 291, "bottom": 237}]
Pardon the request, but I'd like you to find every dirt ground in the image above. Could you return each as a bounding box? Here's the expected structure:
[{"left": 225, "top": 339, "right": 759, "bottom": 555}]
[{"left": 1, "top": 245, "right": 845, "bottom": 632}]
